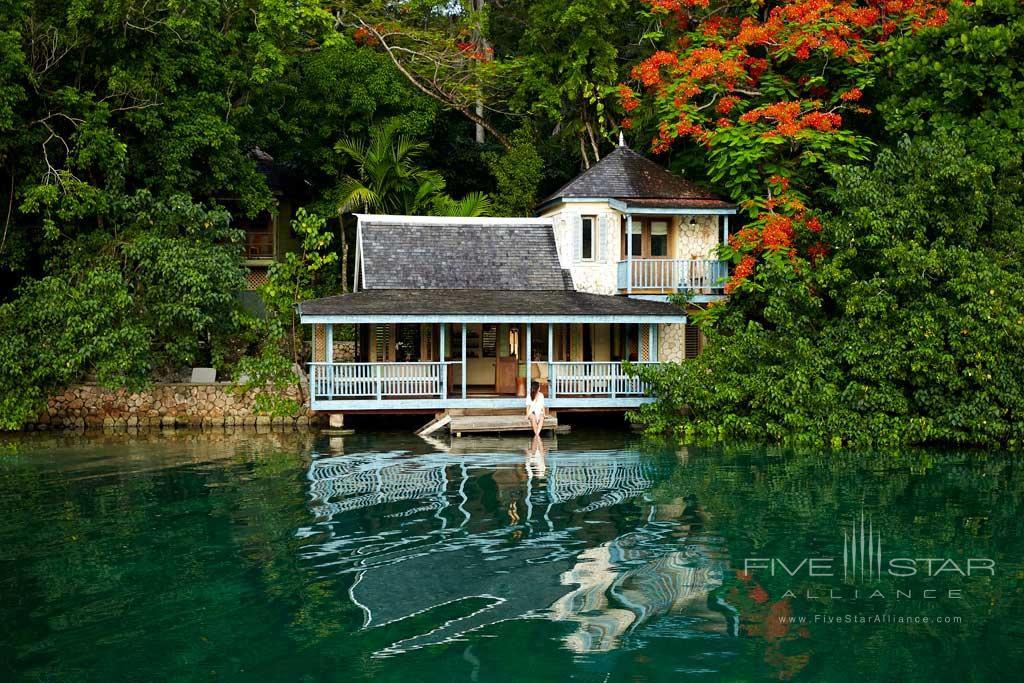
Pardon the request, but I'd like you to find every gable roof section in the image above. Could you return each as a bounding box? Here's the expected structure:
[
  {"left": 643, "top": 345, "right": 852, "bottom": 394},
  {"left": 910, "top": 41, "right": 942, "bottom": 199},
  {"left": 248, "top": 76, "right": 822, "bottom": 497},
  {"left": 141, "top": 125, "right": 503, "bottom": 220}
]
[
  {"left": 359, "top": 216, "right": 571, "bottom": 291},
  {"left": 541, "top": 145, "right": 734, "bottom": 210}
]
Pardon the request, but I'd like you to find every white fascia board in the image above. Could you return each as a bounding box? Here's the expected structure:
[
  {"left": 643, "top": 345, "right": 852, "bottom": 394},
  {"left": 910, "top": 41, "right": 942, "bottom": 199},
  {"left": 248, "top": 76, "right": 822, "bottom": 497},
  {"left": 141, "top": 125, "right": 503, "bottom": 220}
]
[
  {"left": 608, "top": 198, "right": 738, "bottom": 215},
  {"left": 354, "top": 217, "right": 363, "bottom": 293},
  {"left": 353, "top": 213, "right": 554, "bottom": 226},
  {"left": 299, "top": 313, "right": 686, "bottom": 325},
  {"left": 537, "top": 197, "right": 736, "bottom": 215}
]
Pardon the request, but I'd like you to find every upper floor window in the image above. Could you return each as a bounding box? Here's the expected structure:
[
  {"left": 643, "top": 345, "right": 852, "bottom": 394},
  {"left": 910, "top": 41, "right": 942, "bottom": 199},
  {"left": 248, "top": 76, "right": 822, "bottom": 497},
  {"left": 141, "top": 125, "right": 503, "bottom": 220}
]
[
  {"left": 580, "top": 215, "right": 596, "bottom": 261},
  {"left": 237, "top": 210, "right": 275, "bottom": 260},
  {"left": 622, "top": 217, "right": 671, "bottom": 259},
  {"left": 650, "top": 220, "right": 669, "bottom": 256}
]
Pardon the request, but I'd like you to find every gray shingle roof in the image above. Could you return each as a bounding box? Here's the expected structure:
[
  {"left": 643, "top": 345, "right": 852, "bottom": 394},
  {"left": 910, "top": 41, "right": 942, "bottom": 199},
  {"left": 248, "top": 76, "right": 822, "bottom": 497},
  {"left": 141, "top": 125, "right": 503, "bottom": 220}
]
[
  {"left": 542, "top": 145, "right": 734, "bottom": 209},
  {"left": 360, "top": 219, "right": 570, "bottom": 290},
  {"left": 298, "top": 289, "right": 686, "bottom": 320}
]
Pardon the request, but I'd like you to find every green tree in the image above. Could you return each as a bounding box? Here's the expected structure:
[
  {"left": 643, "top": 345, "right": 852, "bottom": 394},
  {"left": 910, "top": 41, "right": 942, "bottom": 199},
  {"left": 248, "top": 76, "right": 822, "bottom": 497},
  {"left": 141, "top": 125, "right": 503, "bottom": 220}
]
[
  {"left": 483, "top": 125, "right": 544, "bottom": 216},
  {"left": 492, "top": 0, "right": 641, "bottom": 168},
  {"left": 333, "top": 1, "right": 512, "bottom": 149},
  {"left": 631, "top": 135, "right": 1024, "bottom": 449},
  {"left": 878, "top": 0, "right": 1024, "bottom": 167},
  {"left": 0, "top": 193, "right": 244, "bottom": 429},
  {"left": 3, "top": 1, "right": 334, "bottom": 266},
  {"left": 876, "top": 0, "right": 1024, "bottom": 270},
  {"left": 334, "top": 122, "right": 492, "bottom": 217},
  {"left": 234, "top": 209, "right": 337, "bottom": 416},
  {"left": 242, "top": 34, "right": 441, "bottom": 183}
]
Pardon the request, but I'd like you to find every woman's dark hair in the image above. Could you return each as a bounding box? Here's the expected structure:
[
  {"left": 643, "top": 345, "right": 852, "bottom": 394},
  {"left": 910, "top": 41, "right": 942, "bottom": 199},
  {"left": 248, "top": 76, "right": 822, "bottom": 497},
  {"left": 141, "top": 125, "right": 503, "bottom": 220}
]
[{"left": 530, "top": 381, "right": 541, "bottom": 401}]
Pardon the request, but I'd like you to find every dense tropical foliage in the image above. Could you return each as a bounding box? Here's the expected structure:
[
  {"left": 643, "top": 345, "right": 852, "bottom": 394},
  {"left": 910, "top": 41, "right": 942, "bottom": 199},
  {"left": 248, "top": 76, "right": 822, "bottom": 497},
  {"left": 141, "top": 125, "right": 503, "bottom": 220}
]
[
  {"left": 1, "top": 0, "right": 1021, "bottom": 445},
  {"left": 632, "top": 134, "right": 1024, "bottom": 448},
  {"left": 630, "top": 0, "right": 1024, "bottom": 448}
]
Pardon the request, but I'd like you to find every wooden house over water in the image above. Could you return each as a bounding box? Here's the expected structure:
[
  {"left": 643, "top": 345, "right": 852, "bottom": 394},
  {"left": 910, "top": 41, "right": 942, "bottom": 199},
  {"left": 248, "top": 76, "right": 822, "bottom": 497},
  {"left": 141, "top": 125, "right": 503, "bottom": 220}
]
[{"left": 297, "top": 140, "right": 735, "bottom": 423}]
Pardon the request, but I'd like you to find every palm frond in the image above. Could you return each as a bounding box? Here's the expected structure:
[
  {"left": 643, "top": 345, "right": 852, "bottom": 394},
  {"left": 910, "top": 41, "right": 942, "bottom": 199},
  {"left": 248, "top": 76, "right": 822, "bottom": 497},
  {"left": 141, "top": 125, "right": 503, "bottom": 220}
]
[
  {"left": 431, "top": 191, "right": 493, "bottom": 218},
  {"left": 336, "top": 177, "right": 382, "bottom": 213}
]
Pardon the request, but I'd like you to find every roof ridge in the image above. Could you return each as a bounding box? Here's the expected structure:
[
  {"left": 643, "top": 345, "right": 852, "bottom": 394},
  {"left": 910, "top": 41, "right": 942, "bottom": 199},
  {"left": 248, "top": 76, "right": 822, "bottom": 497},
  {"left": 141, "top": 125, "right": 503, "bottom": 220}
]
[
  {"left": 356, "top": 214, "right": 553, "bottom": 225},
  {"left": 541, "top": 145, "right": 732, "bottom": 207}
]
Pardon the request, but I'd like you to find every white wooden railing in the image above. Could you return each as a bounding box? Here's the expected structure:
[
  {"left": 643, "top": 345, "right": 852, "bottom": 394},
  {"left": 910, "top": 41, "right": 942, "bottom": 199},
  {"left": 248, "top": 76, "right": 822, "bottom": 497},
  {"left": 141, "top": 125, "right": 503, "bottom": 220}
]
[
  {"left": 309, "top": 361, "right": 660, "bottom": 403},
  {"left": 616, "top": 258, "right": 728, "bottom": 292},
  {"left": 309, "top": 362, "right": 451, "bottom": 400},
  {"left": 549, "top": 362, "right": 657, "bottom": 399}
]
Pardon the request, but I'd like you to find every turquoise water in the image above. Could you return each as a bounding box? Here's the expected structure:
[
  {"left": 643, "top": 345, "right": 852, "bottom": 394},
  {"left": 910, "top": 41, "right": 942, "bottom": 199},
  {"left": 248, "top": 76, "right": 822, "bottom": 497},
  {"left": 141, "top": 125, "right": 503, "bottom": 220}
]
[{"left": 0, "top": 430, "right": 1021, "bottom": 682}]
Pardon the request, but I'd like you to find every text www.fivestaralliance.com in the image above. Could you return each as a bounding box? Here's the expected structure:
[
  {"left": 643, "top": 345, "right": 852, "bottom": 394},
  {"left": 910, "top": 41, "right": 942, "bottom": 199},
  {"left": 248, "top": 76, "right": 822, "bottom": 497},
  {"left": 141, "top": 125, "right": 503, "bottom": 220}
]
[{"left": 778, "top": 614, "right": 963, "bottom": 625}]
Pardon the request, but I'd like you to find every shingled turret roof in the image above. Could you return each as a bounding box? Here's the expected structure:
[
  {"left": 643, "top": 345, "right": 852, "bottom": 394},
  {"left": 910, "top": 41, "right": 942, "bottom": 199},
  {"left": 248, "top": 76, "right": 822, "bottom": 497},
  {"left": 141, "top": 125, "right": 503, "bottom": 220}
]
[{"left": 541, "top": 143, "right": 734, "bottom": 210}]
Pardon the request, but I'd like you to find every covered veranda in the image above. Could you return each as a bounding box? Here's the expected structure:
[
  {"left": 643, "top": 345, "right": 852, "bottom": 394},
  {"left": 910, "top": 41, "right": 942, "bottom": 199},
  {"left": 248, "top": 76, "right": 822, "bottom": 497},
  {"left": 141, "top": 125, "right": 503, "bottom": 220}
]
[{"left": 298, "top": 289, "right": 686, "bottom": 411}]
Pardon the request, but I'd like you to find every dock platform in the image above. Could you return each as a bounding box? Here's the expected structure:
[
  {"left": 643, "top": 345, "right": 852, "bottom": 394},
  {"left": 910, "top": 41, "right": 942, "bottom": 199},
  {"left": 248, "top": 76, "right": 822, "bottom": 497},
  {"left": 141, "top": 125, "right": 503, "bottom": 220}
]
[{"left": 416, "top": 409, "right": 559, "bottom": 437}]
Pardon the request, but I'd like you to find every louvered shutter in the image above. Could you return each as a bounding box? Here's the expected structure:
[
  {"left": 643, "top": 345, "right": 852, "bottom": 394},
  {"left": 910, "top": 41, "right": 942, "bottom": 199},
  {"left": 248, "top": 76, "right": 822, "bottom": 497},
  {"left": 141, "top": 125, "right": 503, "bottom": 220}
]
[
  {"left": 571, "top": 213, "right": 583, "bottom": 262},
  {"left": 684, "top": 324, "right": 701, "bottom": 359},
  {"left": 558, "top": 216, "right": 571, "bottom": 267},
  {"left": 374, "top": 324, "right": 390, "bottom": 362},
  {"left": 598, "top": 214, "right": 609, "bottom": 262}
]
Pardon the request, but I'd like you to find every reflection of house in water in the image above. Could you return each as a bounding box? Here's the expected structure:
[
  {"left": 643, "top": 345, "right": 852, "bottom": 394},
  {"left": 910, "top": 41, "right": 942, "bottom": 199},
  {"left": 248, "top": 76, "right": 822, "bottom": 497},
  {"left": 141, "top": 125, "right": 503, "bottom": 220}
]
[
  {"left": 303, "top": 446, "right": 660, "bottom": 524},
  {"left": 550, "top": 529, "right": 732, "bottom": 653},
  {"left": 296, "top": 443, "right": 734, "bottom": 657},
  {"left": 306, "top": 453, "right": 452, "bottom": 519}
]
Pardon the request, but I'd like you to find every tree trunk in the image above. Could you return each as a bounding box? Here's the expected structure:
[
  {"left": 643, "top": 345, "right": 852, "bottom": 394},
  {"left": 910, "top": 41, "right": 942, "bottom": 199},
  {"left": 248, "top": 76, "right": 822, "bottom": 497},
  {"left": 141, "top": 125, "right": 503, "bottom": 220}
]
[
  {"left": 472, "top": 0, "right": 488, "bottom": 145},
  {"left": 586, "top": 120, "right": 601, "bottom": 164},
  {"left": 339, "top": 211, "right": 349, "bottom": 292},
  {"left": 475, "top": 100, "right": 485, "bottom": 144}
]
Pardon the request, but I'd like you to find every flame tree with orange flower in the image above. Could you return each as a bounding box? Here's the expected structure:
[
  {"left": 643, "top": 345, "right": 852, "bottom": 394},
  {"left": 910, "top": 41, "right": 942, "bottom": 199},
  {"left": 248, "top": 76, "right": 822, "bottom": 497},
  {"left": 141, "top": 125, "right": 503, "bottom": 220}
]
[
  {"left": 627, "top": 0, "right": 1024, "bottom": 449},
  {"left": 623, "top": 0, "right": 952, "bottom": 293}
]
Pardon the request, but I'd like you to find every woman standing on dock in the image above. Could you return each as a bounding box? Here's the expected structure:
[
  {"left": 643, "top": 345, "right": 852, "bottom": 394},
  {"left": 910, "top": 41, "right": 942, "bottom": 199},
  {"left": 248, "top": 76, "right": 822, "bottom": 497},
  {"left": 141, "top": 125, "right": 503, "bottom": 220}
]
[{"left": 526, "top": 381, "right": 546, "bottom": 437}]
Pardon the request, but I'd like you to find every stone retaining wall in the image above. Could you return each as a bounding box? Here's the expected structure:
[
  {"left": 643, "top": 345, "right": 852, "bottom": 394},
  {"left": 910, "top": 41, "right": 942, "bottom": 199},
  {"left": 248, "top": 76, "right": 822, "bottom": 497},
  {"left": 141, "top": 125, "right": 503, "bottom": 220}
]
[{"left": 30, "top": 382, "right": 322, "bottom": 430}]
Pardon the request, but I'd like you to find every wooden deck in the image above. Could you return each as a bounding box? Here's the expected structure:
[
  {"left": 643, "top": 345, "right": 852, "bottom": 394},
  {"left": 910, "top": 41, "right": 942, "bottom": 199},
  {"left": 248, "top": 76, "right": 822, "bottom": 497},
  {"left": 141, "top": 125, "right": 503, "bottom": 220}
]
[{"left": 417, "top": 409, "right": 558, "bottom": 436}]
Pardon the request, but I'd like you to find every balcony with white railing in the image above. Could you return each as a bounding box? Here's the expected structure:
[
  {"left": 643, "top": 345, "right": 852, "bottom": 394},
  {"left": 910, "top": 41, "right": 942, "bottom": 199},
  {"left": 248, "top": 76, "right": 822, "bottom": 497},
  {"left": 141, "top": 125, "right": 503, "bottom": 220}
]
[
  {"left": 616, "top": 259, "right": 728, "bottom": 294},
  {"left": 308, "top": 361, "right": 659, "bottom": 410}
]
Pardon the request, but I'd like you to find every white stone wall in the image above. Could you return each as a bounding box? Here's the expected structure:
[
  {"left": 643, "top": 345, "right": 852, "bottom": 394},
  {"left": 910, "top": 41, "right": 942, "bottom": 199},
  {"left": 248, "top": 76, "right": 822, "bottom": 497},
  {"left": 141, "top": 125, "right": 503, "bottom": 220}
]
[
  {"left": 674, "top": 215, "right": 720, "bottom": 260},
  {"left": 540, "top": 205, "right": 725, "bottom": 294},
  {"left": 658, "top": 323, "right": 686, "bottom": 363},
  {"left": 542, "top": 202, "right": 620, "bottom": 295}
]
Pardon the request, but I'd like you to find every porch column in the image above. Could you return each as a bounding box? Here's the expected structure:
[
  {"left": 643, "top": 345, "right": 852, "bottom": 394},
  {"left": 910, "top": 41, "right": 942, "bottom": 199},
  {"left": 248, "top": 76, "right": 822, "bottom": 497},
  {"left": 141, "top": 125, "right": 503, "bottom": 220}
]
[
  {"left": 439, "top": 324, "right": 447, "bottom": 399},
  {"left": 649, "top": 324, "right": 658, "bottom": 362},
  {"left": 526, "top": 323, "right": 532, "bottom": 387},
  {"left": 626, "top": 213, "right": 634, "bottom": 294},
  {"left": 547, "top": 323, "right": 554, "bottom": 399},
  {"left": 461, "top": 322, "right": 467, "bottom": 400},
  {"left": 308, "top": 323, "right": 316, "bottom": 402},
  {"left": 723, "top": 215, "right": 730, "bottom": 245},
  {"left": 325, "top": 323, "right": 334, "bottom": 400}
]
